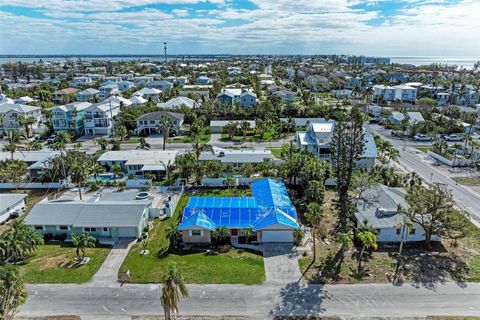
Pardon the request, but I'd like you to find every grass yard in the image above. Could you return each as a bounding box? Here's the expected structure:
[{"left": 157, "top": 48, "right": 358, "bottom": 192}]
[
  {"left": 416, "top": 147, "right": 431, "bottom": 154},
  {"left": 451, "top": 176, "right": 480, "bottom": 186},
  {"left": 120, "top": 190, "right": 265, "bottom": 284},
  {"left": 268, "top": 147, "right": 283, "bottom": 159},
  {"left": 299, "top": 189, "right": 480, "bottom": 284},
  {"left": 167, "top": 130, "right": 211, "bottom": 144},
  {"left": 19, "top": 242, "right": 111, "bottom": 284}
]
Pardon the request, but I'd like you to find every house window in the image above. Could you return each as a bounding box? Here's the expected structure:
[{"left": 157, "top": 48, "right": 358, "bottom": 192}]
[
  {"left": 103, "top": 227, "right": 108, "bottom": 232},
  {"left": 59, "top": 225, "right": 69, "bottom": 230},
  {"left": 34, "top": 225, "right": 44, "bottom": 231},
  {"left": 191, "top": 230, "right": 202, "bottom": 236},
  {"left": 84, "top": 227, "right": 97, "bottom": 232},
  {"left": 409, "top": 228, "right": 416, "bottom": 235},
  {"left": 396, "top": 228, "right": 401, "bottom": 235}
]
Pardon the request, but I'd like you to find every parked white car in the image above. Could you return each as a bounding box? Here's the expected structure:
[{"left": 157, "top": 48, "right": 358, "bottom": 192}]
[
  {"left": 444, "top": 134, "right": 464, "bottom": 141},
  {"left": 414, "top": 134, "right": 431, "bottom": 141}
]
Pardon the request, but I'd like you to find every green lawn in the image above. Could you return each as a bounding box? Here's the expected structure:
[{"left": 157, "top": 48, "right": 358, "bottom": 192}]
[
  {"left": 167, "top": 133, "right": 210, "bottom": 143},
  {"left": 19, "top": 242, "right": 111, "bottom": 284},
  {"left": 120, "top": 192, "right": 265, "bottom": 284},
  {"left": 268, "top": 147, "right": 283, "bottom": 159},
  {"left": 451, "top": 176, "right": 480, "bottom": 186},
  {"left": 416, "top": 147, "right": 431, "bottom": 154}
]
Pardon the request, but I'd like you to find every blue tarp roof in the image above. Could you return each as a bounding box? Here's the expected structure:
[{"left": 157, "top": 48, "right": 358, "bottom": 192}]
[{"left": 178, "top": 178, "right": 299, "bottom": 231}]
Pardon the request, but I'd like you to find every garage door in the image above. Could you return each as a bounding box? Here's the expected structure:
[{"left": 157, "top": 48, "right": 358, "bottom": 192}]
[
  {"left": 262, "top": 230, "right": 293, "bottom": 243},
  {"left": 118, "top": 227, "right": 138, "bottom": 237}
]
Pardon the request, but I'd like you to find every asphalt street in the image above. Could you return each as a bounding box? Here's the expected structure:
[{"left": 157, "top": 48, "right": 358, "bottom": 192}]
[
  {"left": 366, "top": 124, "right": 480, "bottom": 224},
  {"left": 21, "top": 282, "right": 480, "bottom": 319}
]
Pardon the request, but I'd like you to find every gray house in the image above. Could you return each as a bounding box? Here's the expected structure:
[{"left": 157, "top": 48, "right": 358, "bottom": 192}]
[
  {"left": 24, "top": 195, "right": 152, "bottom": 240},
  {"left": 135, "top": 111, "right": 184, "bottom": 136}
]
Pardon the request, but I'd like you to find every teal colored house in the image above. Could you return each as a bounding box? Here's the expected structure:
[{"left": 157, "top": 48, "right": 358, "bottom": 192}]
[
  {"left": 24, "top": 196, "right": 151, "bottom": 240},
  {"left": 52, "top": 102, "right": 92, "bottom": 136}
]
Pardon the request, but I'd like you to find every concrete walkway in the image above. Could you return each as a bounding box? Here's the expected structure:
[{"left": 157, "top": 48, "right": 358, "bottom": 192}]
[{"left": 91, "top": 238, "right": 136, "bottom": 285}]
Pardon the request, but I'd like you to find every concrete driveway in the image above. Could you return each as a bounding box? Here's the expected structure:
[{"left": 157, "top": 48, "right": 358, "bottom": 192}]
[
  {"left": 91, "top": 238, "right": 136, "bottom": 285},
  {"left": 262, "top": 243, "right": 302, "bottom": 284}
]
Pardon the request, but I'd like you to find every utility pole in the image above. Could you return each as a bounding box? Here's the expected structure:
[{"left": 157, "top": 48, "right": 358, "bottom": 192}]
[{"left": 163, "top": 42, "right": 168, "bottom": 64}]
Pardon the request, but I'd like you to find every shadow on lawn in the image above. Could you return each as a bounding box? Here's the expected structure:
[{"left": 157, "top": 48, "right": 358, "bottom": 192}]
[{"left": 269, "top": 282, "right": 330, "bottom": 318}]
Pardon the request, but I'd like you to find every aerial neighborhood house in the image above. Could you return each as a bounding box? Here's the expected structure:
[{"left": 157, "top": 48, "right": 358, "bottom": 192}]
[
  {"left": 273, "top": 89, "right": 296, "bottom": 103},
  {"left": 129, "top": 95, "right": 148, "bottom": 106},
  {"left": 76, "top": 88, "right": 99, "bottom": 102},
  {"left": 216, "top": 88, "right": 242, "bottom": 107},
  {"left": 0, "top": 151, "right": 60, "bottom": 181},
  {"left": 210, "top": 120, "right": 256, "bottom": 133},
  {"left": 24, "top": 193, "right": 153, "bottom": 241},
  {"left": 354, "top": 185, "right": 439, "bottom": 243},
  {"left": 133, "top": 76, "right": 155, "bottom": 85},
  {"left": 70, "top": 76, "right": 94, "bottom": 88},
  {"left": 99, "top": 83, "right": 121, "bottom": 100},
  {"left": 388, "top": 112, "right": 424, "bottom": 128},
  {"left": 199, "top": 146, "right": 273, "bottom": 166},
  {"left": 146, "top": 80, "right": 173, "bottom": 92},
  {"left": 373, "top": 85, "right": 396, "bottom": 102},
  {"left": 179, "top": 90, "right": 209, "bottom": 102},
  {"left": 295, "top": 119, "right": 378, "bottom": 169},
  {"left": 0, "top": 104, "right": 44, "bottom": 135},
  {"left": 104, "top": 95, "right": 132, "bottom": 107},
  {"left": 393, "top": 84, "right": 417, "bottom": 102},
  {"left": 83, "top": 101, "right": 120, "bottom": 136},
  {"left": 15, "top": 96, "right": 35, "bottom": 104},
  {"left": 135, "top": 111, "right": 184, "bottom": 136},
  {"left": 178, "top": 178, "right": 299, "bottom": 243},
  {"left": 52, "top": 102, "right": 91, "bottom": 135},
  {"left": 132, "top": 87, "right": 162, "bottom": 102},
  {"left": 97, "top": 150, "right": 178, "bottom": 181},
  {"left": 434, "top": 92, "right": 450, "bottom": 106},
  {"left": 196, "top": 76, "right": 211, "bottom": 85},
  {"left": 0, "top": 193, "right": 27, "bottom": 224},
  {"left": 117, "top": 80, "right": 135, "bottom": 91},
  {"left": 240, "top": 91, "right": 257, "bottom": 107},
  {"left": 53, "top": 88, "right": 80, "bottom": 104},
  {"left": 158, "top": 96, "right": 199, "bottom": 110}
]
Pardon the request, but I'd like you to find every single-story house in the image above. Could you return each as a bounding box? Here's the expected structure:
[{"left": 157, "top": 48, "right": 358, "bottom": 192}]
[
  {"left": 354, "top": 185, "right": 439, "bottom": 243},
  {"left": 24, "top": 194, "right": 152, "bottom": 240},
  {"left": 0, "top": 193, "right": 27, "bottom": 224},
  {"left": 199, "top": 146, "right": 273, "bottom": 166},
  {"left": 210, "top": 120, "right": 256, "bottom": 133},
  {"left": 178, "top": 178, "right": 299, "bottom": 243},
  {"left": 97, "top": 150, "right": 178, "bottom": 180},
  {"left": 0, "top": 151, "right": 60, "bottom": 181},
  {"left": 158, "top": 97, "right": 199, "bottom": 110}
]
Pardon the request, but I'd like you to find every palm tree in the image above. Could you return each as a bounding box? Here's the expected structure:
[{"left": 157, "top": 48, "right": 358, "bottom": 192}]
[
  {"left": 0, "top": 265, "right": 28, "bottom": 320},
  {"left": 90, "top": 162, "right": 105, "bottom": 180},
  {"left": 51, "top": 130, "right": 71, "bottom": 152},
  {"left": 0, "top": 113, "right": 6, "bottom": 137},
  {"left": 94, "top": 137, "right": 109, "bottom": 151},
  {"left": 26, "top": 140, "right": 42, "bottom": 151},
  {"left": 2, "top": 130, "right": 25, "bottom": 159},
  {"left": 336, "top": 232, "right": 353, "bottom": 269},
  {"left": 165, "top": 225, "right": 181, "bottom": 248},
  {"left": 18, "top": 116, "right": 36, "bottom": 138},
  {"left": 191, "top": 135, "right": 206, "bottom": 166},
  {"left": 161, "top": 262, "right": 188, "bottom": 320},
  {"left": 136, "top": 137, "right": 150, "bottom": 150},
  {"left": 240, "top": 120, "right": 250, "bottom": 141},
  {"left": 0, "top": 220, "right": 44, "bottom": 262},
  {"left": 70, "top": 162, "right": 89, "bottom": 200},
  {"left": 305, "top": 202, "right": 323, "bottom": 261},
  {"left": 112, "top": 163, "right": 124, "bottom": 180},
  {"left": 212, "top": 227, "right": 229, "bottom": 247},
  {"left": 157, "top": 116, "right": 174, "bottom": 151},
  {"left": 304, "top": 180, "right": 325, "bottom": 203},
  {"left": 386, "top": 145, "right": 400, "bottom": 162},
  {"left": 356, "top": 230, "right": 378, "bottom": 278},
  {"left": 71, "top": 233, "right": 96, "bottom": 261}
]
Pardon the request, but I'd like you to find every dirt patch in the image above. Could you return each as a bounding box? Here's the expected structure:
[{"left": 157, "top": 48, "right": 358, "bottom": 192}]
[{"left": 32, "top": 254, "right": 72, "bottom": 269}]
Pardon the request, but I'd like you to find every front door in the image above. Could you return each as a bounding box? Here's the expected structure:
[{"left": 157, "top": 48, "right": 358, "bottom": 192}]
[{"left": 231, "top": 229, "right": 238, "bottom": 236}]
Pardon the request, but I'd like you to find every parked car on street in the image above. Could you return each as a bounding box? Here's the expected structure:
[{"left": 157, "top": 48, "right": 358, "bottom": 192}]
[
  {"left": 443, "top": 134, "right": 464, "bottom": 141},
  {"left": 47, "top": 134, "right": 57, "bottom": 144},
  {"left": 414, "top": 134, "right": 431, "bottom": 141}
]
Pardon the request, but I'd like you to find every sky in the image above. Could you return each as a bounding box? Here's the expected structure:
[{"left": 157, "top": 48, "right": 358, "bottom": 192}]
[{"left": 0, "top": 0, "right": 479, "bottom": 56}]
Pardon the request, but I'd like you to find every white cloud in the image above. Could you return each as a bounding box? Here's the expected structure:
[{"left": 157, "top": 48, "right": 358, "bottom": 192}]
[{"left": 172, "top": 9, "right": 189, "bottom": 17}]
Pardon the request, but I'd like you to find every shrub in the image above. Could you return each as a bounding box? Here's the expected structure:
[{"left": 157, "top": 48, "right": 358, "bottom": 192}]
[
  {"left": 58, "top": 233, "right": 67, "bottom": 241},
  {"left": 294, "top": 229, "right": 304, "bottom": 246},
  {"left": 43, "top": 233, "right": 53, "bottom": 242}
]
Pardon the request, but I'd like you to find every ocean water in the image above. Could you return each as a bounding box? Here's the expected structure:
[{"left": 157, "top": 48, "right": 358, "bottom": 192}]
[{"left": 390, "top": 56, "right": 479, "bottom": 69}]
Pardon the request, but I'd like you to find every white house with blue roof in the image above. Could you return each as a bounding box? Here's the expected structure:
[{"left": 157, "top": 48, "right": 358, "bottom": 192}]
[{"left": 178, "top": 179, "right": 299, "bottom": 243}]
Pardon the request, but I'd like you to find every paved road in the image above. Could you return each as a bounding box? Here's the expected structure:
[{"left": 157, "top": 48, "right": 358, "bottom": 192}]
[
  {"left": 367, "top": 124, "right": 480, "bottom": 224},
  {"left": 21, "top": 282, "right": 480, "bottom": 318}
]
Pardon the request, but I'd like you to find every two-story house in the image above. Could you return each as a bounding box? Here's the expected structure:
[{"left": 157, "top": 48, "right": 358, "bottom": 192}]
[
  {"left": 240, "top": 91, "right": 257, "bottom": 107},
  {"left": 83, "top": 101, "right": 120, "bottom": 136},
  {"left": 0, "top": 104, "right": 44, "bottom": 136},
  {"left": 99, "top": 84, "right": 121, "bottom": 100},
  {"left": 134, "top": 111, "right": 184, "bottom": 136},
  {"left": 69, "top": 76, "right": 94, "bottom": 88},
  {"left": 393, "top": 85, "right": 417, "bottom": 103},
  {"left": 295, "top": 119, "right": 377, "bottom": 170},
  {"left": 373, "top": 84, "right": 396, "bottom": 102},
  {"left": 76, "top": 88, "right": 99, "bottom": 102},
  {"left": 132, "top": 87, "right": 162, "bottom": 102},
  {"left": 53, "top": 88, "right": 80, "bottom": 104},
  {"left": 52, "top": 102, "right": 92, "bottom": 136},
  {"left": 146, "top": 80, "right": 173, "bottom": 93}
]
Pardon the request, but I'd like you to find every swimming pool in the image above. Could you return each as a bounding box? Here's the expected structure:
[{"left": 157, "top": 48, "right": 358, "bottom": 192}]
[{"left": 88, "top": 174, "right": 123, "bottom": 183}]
